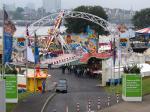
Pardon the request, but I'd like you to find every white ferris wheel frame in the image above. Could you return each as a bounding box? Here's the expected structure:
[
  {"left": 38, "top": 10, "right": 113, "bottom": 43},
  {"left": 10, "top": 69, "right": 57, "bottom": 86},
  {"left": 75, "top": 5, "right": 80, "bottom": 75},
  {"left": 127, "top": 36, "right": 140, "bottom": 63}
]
[{"left": 28, "top": 10, "right": 118, "bottom": 36}]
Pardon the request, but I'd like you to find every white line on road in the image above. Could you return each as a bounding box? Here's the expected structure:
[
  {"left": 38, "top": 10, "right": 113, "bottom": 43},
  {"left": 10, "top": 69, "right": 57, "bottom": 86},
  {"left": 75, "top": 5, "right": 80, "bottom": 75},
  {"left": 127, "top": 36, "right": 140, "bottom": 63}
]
[{"left": 41, "top": 93, "right": 57, "bottom": 112}]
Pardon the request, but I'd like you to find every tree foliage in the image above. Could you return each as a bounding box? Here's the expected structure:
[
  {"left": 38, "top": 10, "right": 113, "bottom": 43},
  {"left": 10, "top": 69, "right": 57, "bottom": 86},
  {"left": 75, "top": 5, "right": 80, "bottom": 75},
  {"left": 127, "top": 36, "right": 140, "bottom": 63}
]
[
  {"left": 13, "top": 7, "right": 24, "bottom": 20},
  {"left": 132, "top": 8, "right": 150, "bottom": 29},
  {"left": 64, "top": 6, "right": 108, "bottom": 34}
]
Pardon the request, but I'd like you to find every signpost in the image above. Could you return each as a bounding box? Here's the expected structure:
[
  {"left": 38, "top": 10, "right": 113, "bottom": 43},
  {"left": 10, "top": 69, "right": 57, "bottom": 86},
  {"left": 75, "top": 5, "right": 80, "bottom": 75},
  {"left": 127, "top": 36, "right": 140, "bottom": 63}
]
[
  {"left": 122, "top": 74, "right": 142, "bottom": 101},
  {"left": 5, "top": 75, "right": 18, "bottom": 103}
]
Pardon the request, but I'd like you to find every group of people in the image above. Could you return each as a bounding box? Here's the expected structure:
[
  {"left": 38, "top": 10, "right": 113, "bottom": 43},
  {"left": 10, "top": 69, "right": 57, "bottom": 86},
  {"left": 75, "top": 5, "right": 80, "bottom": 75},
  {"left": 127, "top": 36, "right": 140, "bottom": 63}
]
[{"left": 61, "top": 65, "right": 101, "bottom": 78}]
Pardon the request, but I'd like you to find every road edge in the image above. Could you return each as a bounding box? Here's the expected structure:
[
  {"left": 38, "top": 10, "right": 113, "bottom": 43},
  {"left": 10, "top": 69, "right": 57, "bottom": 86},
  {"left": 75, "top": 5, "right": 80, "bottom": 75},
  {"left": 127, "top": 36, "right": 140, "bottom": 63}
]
[{"left": 41, "top": 92, "right": 57, "bottom": 112}]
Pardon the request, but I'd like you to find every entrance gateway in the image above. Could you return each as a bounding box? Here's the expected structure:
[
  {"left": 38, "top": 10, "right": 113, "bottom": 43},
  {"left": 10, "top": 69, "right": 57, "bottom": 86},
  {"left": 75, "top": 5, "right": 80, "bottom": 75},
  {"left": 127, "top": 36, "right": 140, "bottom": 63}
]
[{"left": 26, "top": 10, "right": 120, "bottom": 86}]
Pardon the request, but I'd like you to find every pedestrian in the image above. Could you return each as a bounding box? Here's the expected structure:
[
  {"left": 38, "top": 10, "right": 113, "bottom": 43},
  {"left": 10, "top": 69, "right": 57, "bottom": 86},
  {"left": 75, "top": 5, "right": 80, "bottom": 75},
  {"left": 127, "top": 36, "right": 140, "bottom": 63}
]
[
  {"left": 62, "top": 66, "right": 65, "bottom": 74},
  {"left": 67, "top": 66, "right": 70, "bottom": 74},
  {"left": 42, "top": 79, "right": 46, "bottom": 94}
]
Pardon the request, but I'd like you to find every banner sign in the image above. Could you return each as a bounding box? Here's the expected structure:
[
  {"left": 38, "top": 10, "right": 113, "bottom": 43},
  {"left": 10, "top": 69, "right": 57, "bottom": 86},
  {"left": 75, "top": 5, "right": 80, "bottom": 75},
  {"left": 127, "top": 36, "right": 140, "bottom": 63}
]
[
  {"left": 5, "top": 75, "right": 18, "bottom": 103},
  {"left": 122, "top": 74, "right": 142, "bottom": 101},
  {"left": 119, "top": 38, "right": 128, "bottom": 48},
  {"left": 98, "top": 35, "right": 112, "bottom": 53},
  {"left": 14, "top": 37, "right": 27, "bottom": 52}
]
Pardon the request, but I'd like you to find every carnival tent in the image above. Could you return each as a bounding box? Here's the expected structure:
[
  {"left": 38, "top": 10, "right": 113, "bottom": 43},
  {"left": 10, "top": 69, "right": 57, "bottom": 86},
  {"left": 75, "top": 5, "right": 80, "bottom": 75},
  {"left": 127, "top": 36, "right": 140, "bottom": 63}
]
[{"left": 138, "top": 63, "right": 150, "bottom": 77}]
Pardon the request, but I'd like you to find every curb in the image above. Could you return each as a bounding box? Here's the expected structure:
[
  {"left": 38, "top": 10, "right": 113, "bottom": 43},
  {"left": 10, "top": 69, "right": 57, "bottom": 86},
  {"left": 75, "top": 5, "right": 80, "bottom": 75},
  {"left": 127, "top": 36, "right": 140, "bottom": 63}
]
[{"left": 41, "top": 92, "right": 57, "bottom": 112}]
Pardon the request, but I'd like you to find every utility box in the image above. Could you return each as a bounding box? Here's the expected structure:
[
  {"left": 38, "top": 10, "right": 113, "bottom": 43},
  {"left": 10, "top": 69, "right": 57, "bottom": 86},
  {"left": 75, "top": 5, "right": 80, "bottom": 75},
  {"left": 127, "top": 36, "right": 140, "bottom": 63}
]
[{"left": 0, "top": 80, "right": 6, "bottom": 112}]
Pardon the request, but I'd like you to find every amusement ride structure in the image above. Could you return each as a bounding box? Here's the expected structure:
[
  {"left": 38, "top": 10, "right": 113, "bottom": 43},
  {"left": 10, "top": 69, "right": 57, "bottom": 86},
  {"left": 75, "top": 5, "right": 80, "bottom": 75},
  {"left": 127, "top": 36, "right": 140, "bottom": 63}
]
[{"left": 26, "top": 10, "right": 119, "bottom": 67}]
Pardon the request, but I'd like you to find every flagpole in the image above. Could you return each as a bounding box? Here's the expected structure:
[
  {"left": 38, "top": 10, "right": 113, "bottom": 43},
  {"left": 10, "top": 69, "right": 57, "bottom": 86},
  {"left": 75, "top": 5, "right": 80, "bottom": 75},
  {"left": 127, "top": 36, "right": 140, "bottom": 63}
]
[
  {"left": 113, "top": 37, "right": 116, "bottom": 93},
  {"left": 2, "top": 5, "right": 5, "bottom": 79},
  {"left": 25, "top": 24, "right": 28, "bottom": 92},
  {"left": 34, "top": 32, "right": 36, "bottom": 93}
]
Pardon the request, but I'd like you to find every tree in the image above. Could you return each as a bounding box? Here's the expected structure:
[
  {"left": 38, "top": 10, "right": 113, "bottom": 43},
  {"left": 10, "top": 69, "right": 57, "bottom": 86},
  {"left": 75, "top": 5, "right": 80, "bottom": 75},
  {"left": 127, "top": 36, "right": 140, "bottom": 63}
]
[
  {"left": 13, "top": 7, "right": 24, "bottom": 20},
  {"left": 132, "top": 8, "right": 150, "bottom": 29},
  {"left": 64, "top": 6, "right": 108, "bottom": 34}
]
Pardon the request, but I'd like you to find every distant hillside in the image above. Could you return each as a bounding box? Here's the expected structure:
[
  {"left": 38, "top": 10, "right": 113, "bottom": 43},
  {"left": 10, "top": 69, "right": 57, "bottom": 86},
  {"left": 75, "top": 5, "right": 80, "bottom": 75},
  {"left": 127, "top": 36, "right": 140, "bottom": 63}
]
[{"left": 104, "top": 8, "right": 136, "bottom": 27}]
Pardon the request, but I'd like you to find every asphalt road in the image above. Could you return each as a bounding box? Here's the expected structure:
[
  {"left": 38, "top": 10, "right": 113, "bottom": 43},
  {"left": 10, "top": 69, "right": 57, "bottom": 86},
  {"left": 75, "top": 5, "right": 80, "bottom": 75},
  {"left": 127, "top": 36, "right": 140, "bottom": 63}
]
[{"left": 44, "top": 69, "right": 119, "bottom": 112}]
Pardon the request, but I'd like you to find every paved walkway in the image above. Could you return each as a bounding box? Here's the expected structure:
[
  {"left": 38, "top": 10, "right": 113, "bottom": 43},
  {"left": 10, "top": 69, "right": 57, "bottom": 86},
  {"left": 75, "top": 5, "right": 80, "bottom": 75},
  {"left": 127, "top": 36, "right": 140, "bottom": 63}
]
[
  {"left": 13, "top": 92, "right": 54, "bottom": 112},
  {"left": 100, "top": 95, "right": 150, "bottom": 112}
]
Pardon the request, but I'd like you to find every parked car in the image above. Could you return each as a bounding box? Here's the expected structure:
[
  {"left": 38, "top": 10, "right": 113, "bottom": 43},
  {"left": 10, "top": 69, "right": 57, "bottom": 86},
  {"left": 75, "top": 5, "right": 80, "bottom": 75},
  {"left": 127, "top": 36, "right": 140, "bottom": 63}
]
[{"left": 56, "top": 79, "right": 68, "bottom": 93}]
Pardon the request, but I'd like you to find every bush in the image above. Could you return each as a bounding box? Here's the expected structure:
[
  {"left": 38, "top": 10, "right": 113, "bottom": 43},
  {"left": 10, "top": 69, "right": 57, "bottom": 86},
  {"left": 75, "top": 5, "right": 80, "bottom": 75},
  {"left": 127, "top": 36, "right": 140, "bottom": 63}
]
[{"left": 123, "top": 64, "right": 141, "bottom": 74}]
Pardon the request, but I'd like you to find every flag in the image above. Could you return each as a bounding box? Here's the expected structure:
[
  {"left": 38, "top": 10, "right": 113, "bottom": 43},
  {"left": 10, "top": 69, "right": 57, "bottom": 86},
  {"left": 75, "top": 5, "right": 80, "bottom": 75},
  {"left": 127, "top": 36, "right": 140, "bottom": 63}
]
[
  {"left": 26, "top": 24, "right": 29, "bottom": 37},
  {"left": 3, "top": 8, "right": 16, "bottom": 64},
  {"left": 26, "top": 24, "right": 31, "bottom": 46},
  {"left": 34, "top": 32, "right": 39, "bottom": 64},
  {"left": 113, "top": 38, "right": 116, "bottom": 67},
  {"left": 4, "top": 9, "right": 8, "bottom": 20}
]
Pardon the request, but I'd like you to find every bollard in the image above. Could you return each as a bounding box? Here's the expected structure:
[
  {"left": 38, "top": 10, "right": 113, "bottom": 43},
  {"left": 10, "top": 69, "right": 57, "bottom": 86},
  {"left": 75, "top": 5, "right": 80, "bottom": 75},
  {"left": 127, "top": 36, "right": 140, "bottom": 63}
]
[
  {"left": 66, "top": 105, "right": 68, "bottom": 112},
  {"left": 107, "top": 96, "right": 110, "bottom": 107},
  {"left": 76, "top": 103, "right": 80, "bottom": 112},
  {"left": 97, "top": 97, "right": 101, "bottom": 110},
  {"left": 116, "top": 93, "right": 120, "bottom": 103},
  {"left": 88, "top": 100, "right": 91, "bottom": 112}
]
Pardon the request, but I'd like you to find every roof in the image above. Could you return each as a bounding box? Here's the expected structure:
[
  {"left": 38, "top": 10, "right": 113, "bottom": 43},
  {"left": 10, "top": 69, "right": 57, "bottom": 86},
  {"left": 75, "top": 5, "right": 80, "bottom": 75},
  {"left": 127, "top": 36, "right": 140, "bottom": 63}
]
[
  {"left": 136, "top": 28, "right": 150, "bottom": 34},
  {"left": 80, "top": 53, "right": 112, "bottom": 63},
  {"left": 24, "top": 69, "right": 49, "bottom": 78}
]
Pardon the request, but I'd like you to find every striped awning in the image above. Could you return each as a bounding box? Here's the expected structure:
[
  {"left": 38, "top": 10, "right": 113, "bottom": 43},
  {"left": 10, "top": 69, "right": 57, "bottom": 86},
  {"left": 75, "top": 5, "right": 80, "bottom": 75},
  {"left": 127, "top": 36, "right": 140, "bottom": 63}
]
[
  {"left": 136, "top": 28, "right": 150, "bottom": 34},
  {"left": 80, "top": 53, "right": 112, "bottom": 63}
]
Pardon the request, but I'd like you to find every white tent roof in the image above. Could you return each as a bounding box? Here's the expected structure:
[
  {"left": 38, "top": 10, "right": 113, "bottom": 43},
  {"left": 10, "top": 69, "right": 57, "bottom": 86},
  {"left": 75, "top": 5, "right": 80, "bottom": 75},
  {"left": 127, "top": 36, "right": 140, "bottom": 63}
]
[{"left": 120, "top": 29, "right": 135, "bottom": 38}]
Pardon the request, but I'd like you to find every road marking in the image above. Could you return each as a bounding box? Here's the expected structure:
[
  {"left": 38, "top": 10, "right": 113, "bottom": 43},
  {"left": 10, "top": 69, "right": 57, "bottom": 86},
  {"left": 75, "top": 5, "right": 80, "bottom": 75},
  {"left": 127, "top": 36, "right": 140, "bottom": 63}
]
[{"left": 41, "top": 93, "right": 57, "bottom": 112}]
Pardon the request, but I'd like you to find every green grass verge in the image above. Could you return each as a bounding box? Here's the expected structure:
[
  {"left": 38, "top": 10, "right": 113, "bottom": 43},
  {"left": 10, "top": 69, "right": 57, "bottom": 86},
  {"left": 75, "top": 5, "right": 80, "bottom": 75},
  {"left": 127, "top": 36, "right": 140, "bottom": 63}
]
[
  {"left": 104, "top": 76, "right": 150, "bottom": 96},
  {"left": 6, "top": 92, "right": 31, "bottom": 112}
]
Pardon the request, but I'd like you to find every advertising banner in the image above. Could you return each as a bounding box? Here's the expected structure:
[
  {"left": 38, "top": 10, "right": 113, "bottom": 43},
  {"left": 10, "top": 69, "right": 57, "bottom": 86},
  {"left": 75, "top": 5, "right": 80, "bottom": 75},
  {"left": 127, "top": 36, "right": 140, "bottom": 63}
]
[
  {"left": 119, "top": 38, "right": 129, "bottom": 49},
  {"left": 122, "top": 74, "right": 142, "bottom": 101},
  {"left": 14, "top": 37, "right": 27, "bottom": 52},
  {"left": 5, "top": 75, "right": 18, "bottom": 103},
  {"left": 98, "top": 35, "right": 112, "bottom": 53}
]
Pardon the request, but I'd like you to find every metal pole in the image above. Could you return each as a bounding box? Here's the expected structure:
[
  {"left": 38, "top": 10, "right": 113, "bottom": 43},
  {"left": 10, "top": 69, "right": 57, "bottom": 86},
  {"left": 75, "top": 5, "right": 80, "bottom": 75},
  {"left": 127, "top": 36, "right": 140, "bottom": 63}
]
[
  {"left": 118, "top": 34, "right": 121, "bottom": 87},
  {"left": 2, "top": 5, "right": 5, "bottom": 79},
  {"left": 113, "top": 37, "right": 116, "bottom": 92},
  {"left": 25, "top": 21, "right": 28, "bottom": 92},
  {"left": 25, "top": 35, "right": 28, "bottom": 91},
  {"left": 34, "top": 32, "right": 36, "bottom": 93},
  {"left": 34, "top": 64, "right": 36, "bottom": 93}
]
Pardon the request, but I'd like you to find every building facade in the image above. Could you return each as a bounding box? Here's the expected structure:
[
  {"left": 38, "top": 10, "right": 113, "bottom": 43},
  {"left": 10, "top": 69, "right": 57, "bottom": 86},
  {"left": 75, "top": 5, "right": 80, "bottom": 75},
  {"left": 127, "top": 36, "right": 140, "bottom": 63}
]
[{"left": 43, "top": 0, "right": 61, "bottom": 13}]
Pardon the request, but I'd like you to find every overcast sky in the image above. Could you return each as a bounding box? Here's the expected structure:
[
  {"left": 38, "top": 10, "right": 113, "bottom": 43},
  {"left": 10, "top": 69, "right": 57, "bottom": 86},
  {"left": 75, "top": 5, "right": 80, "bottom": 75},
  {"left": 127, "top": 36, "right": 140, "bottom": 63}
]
[{"left": 1, "top": 0, "right": 150, "bottom": 11}]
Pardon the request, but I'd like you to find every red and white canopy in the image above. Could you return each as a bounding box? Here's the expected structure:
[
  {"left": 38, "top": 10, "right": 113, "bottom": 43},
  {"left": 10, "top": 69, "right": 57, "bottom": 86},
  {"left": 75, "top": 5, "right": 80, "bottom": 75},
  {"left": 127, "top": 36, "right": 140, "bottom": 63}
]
[{"left": 136, "top": 28, "right": 150, "bottom": 34}]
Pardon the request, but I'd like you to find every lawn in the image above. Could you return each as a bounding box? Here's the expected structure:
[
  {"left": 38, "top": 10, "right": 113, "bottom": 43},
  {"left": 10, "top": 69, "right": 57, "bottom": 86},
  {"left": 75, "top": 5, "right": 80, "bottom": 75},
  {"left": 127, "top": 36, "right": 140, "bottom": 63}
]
[
  {"left": 104, "top": 76, "right": 150, "bottom": 96},
  {"left": 6, "top": 92, "right": 31, "bottom": 112}
]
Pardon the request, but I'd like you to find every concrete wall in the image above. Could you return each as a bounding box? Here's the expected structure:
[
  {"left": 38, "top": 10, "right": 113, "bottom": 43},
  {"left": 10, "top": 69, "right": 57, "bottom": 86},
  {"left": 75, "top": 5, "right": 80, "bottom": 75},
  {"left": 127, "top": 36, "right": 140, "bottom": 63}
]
[{"left": 0, "top": 80, "right": 6, "bottom": 112}]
